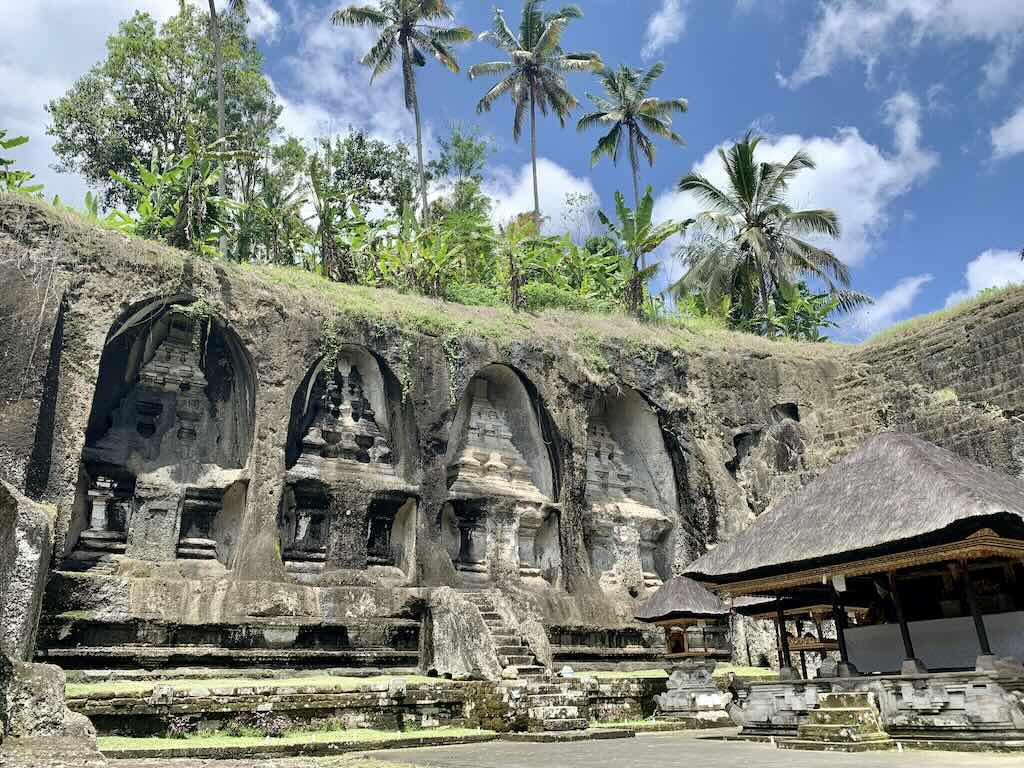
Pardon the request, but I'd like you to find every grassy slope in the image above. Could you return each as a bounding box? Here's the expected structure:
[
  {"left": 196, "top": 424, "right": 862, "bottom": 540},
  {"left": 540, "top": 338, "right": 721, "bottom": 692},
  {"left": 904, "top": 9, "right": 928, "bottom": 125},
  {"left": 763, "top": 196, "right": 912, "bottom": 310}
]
[{"left": 0, "top": 193, "right": 848, "bottom": 364}]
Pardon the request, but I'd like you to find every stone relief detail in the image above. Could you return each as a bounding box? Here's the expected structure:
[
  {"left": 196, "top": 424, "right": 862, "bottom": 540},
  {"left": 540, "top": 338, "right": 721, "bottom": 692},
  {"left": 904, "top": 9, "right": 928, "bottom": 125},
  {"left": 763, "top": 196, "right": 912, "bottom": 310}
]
[
  {"left": 445, "top": 378, "right": 551, "bottom": 579},
  {"left": 283, "top": 352, "right": 417, "bottom": 580},
  {"left": 585, "top": 413, "right": 672, "bottom": 595}
]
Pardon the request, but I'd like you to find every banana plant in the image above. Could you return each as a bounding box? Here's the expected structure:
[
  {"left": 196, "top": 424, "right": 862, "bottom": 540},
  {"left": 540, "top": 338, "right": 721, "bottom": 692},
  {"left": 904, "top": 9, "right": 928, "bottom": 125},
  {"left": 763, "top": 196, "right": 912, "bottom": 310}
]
[
  {"left": 598, "top": 186, "right": 690, "bottom": 317},
  {"left": 0, "top": 131, "right": 44, "bottom": 195}
]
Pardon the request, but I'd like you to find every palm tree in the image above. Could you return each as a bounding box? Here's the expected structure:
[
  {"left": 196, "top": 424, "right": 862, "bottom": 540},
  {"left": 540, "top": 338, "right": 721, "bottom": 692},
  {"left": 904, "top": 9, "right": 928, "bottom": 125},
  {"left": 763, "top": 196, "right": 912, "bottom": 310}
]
[
  {"left": 673, "top": 131, "right": 869, "bottom": 322},
  {"left": 333, "top": 1, "right": 472, "bottom": 224},
  {"left": 598, "top": 187, "right": 689, "bottom": 317},
  {"left": 469, "top": 2, "right": 601, "bottom": 222},
  {"left": 577, "top": 62, "right": 687, "bottom": 216},
  {"left": 205, "top": 1, "right": 247, "bottom": 254}
]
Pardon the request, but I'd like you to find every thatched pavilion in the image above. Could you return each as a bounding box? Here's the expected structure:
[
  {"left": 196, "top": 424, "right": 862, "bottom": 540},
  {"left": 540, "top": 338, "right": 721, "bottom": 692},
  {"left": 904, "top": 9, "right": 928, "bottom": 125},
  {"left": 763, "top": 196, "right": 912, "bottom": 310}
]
[
  {"left": 635, "top": 575, "right": 733, "bottom": 660},
  {"left": 685, "top": 433, "right": 1024, "bottom": 744}
]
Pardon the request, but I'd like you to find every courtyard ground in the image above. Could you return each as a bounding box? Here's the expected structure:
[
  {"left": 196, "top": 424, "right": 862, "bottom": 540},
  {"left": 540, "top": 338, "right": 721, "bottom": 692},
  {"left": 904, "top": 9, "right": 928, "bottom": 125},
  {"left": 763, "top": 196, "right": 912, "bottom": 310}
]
[{"left": 102, "top": 732, "right": 1024, "bottom": 768}]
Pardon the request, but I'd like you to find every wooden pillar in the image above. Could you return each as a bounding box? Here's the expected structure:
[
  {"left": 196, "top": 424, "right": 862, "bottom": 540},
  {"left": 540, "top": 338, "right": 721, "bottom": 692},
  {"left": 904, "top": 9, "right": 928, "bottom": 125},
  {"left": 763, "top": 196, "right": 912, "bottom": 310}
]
[
  {"left": 888, "top": 571, "right": 916, "bottom": 660},
  {"left": 830, "top": 584, "right": 851, "bottom": 666},
  {"left": 795, "top": 619, "right": 809, "bottom": 679},
  {"left": 775, "top": 594, "right": 793, "bottom": 674},
  {"left": 960, "top": 560, "right": 992, "bottom": 656}
]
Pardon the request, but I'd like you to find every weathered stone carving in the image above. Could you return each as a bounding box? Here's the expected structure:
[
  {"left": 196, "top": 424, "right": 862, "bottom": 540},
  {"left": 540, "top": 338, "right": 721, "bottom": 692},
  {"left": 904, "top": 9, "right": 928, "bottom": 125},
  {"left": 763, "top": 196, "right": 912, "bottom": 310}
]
[
  {"left": 284, "top": 350, "right": 417, "bottom": 579},
  {"left": 445, "top": 376, "right": 553, "bottom": 581},
  {"left": 585, "top": 412, "right": 671, "bottom": 595},
  {"left": 655, "top": 659, "right": 732, "bottom": 725}
]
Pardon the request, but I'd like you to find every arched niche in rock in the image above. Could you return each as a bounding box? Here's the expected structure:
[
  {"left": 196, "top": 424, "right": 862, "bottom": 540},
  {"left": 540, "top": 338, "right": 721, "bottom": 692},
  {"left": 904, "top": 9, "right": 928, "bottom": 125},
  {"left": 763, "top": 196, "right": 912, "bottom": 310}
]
[
  {"left": 443, "top": 364, "right": 561, "bottom": 587},
  {"left": 66, "top": 296, "right": 256, "bottom": 572},
  {"left": 585, "top": 386, "right": 679, "bottom": 597},
  {"left": 280, "top": 344, "right": 418, "bottom": 583}
]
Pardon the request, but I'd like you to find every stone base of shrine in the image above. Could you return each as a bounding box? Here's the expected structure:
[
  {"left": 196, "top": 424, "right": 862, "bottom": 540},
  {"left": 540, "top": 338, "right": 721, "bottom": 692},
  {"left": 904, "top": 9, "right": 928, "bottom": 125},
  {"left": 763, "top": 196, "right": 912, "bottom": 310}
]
[{"left": 731, "top": 661, "right": 1024, "bottom": 744}]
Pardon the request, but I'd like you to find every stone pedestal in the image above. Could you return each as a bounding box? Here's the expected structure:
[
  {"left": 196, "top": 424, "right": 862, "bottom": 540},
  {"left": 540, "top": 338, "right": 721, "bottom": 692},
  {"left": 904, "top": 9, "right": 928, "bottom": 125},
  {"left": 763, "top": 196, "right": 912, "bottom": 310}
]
[
  {"left": 124, "top": 484, "right": 183, "bottom": 562},
  {"left": 654, "top": 660, "right": 732, "bottom": 726}
]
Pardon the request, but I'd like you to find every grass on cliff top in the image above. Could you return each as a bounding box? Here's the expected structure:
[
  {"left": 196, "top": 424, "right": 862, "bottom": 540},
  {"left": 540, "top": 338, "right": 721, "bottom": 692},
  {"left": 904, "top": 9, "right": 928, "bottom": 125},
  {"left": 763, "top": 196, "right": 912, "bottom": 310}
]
[
  {"left": 98, "top": 726, "right": 490, "bottom": 753},
  {"left": 0, "top": 193, "right": 844, "bottom": 359},
  {"left": 865, "top": 282, "right": 1024, "bottom": 347},
  {"left": 65, "top": 673, "right": 443, "bottom": 700}
]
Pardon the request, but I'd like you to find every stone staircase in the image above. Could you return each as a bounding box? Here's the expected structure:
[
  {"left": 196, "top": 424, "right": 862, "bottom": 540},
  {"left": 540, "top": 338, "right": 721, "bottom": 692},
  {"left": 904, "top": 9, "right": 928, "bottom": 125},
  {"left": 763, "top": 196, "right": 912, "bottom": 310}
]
[
  {"left": 521, "top": 677, "right": 590, "bottom": 732},
  {"left": 460, "top": 590, "right": 545, "bottom": 678},
  {"left": 778, "top": 692, "right": 895, "bottom": 752}
]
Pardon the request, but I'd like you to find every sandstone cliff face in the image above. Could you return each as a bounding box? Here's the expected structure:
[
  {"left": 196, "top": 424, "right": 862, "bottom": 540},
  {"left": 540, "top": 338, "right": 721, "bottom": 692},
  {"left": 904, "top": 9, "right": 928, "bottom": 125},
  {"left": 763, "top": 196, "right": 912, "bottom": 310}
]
[
  {"left": 1, "top": 195, "right": 1022, "bottom": 657},
  {"left": 0, "top": 481, "right": 52, "bottom": 662}
]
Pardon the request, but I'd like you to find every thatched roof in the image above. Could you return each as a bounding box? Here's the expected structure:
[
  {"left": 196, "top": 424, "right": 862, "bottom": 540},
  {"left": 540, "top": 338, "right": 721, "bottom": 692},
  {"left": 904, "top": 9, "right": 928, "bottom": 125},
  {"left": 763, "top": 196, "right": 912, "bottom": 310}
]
[
  {"left": 635, "top": 576, "right": 729, "bottom": 622},
  {"left": 685, "top": 432, "right": 1024, "bottom": 585}
]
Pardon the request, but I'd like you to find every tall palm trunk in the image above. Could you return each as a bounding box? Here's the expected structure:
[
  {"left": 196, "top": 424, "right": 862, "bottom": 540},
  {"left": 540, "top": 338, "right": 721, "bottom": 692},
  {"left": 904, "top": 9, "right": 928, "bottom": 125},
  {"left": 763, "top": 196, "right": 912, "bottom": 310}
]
[
  {"left": 530, "top": 90, "right": 540, "bottom": 222},
  {"left": 208, "top": 0, "right": 227, "bottom": 256},
  {"left": 402, "top": 39, "right": 429, "bottom": 225},
  {"left": 628, "top": 129, "right": 643, "bottom": 267}
]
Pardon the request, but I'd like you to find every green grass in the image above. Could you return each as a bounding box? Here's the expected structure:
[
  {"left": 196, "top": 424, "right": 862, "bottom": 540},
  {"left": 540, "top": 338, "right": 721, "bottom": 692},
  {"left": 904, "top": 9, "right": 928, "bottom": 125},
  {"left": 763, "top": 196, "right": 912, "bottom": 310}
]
[
  {"left": 585, "top": 664, "right": 776, "bottom": 681},
  {"left": 98, "top": 727, "right": 491, "bottom": 752},
  {"left": 865, "top": 283, "right": 1024, "bottom": 346},
  {"left": 1, "top": 193, "right": 847, "bottom": 364},
  {"left": 66, "top": 674, "right": 445, "bottom": 700}
]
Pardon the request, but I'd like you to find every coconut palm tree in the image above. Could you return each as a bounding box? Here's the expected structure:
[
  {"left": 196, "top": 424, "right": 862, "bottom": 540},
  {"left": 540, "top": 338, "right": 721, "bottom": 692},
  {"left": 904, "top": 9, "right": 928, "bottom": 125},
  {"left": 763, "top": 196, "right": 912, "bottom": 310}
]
[
  {"left": 577, "top": 62, "right": 687, "bottom": 215},
  {"left": 469, "top": 2, "right": 601, "bottom": 222},
  {"left": 332, "top": 1, "right": 472, "bottom": 224},
  {"left": 672, "top": 131, "right": 869, "bottom": 322}
]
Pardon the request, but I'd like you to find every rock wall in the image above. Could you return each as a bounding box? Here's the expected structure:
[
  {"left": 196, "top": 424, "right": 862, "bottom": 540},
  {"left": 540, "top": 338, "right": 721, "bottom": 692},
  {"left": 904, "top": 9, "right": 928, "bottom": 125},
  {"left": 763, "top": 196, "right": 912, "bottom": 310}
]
[
  {"left": 0, "top": 481, "right": 52, "bottom": 662},
  {"left": 3, "top": 196, "right": 1024, "bottom": 669}
]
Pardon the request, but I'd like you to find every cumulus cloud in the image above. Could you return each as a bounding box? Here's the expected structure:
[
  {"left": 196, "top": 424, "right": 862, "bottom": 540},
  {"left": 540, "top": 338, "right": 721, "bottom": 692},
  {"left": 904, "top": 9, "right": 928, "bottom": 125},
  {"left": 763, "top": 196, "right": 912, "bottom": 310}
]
[
  {"left": 653, "top": 92, "right": 937, "bottom": 268},
  {"left": 945, "top": 250, "right": 1024, "bottom": 307},
  {"left": 642, "top": 0, "right": 689, "bottom": 60},
  {"left": 847, "top": 274, "right": 934, "bottom": 337},
  {"left": 484, "top": 159, "right": 600, "bottom": 233},
  {"left": 780, "top": 1, "right": 1024, "bottom": 92},
  {"left": 991, "top": 104, "right": 1024, "bottom": 160}
]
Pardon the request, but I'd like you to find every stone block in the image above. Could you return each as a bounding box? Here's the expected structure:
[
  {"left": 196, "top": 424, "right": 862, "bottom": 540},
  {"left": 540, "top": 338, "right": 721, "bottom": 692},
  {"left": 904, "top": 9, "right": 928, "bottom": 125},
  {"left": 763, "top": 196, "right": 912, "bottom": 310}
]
[
  {"left": 1, "top": 656, "right": 96, "bottom": 746},
  {"left": 125, "top": 485, "right": 182, "bottom": 561},
  {"left": 0, "top": 481, "right": 53, "bottom": 662}
]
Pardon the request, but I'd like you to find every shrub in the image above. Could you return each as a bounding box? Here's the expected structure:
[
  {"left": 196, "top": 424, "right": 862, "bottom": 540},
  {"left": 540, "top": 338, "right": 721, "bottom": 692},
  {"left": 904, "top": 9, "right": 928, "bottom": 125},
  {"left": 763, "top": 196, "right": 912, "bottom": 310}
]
[
  {"left": 165, "top": 715, "right": 197, "bottom": 739},
  {"left": 253, "top": 711, "right": 292, "bottom": 738}
]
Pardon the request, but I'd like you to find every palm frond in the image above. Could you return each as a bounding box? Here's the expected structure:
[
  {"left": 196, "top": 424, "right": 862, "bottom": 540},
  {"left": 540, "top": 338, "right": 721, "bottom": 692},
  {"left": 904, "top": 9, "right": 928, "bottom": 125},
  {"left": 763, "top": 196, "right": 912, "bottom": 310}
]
[{"left": 331, "top": 5, "right": 389, "bottom": 27}]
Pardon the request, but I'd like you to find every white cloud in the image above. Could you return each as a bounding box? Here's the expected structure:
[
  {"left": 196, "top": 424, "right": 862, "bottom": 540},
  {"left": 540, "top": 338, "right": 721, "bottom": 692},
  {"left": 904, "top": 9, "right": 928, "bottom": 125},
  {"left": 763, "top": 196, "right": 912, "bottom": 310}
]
[
  {"left": 781, "top": 1, "right": 1024, "bottom": 91},
  {"left": 848, "top": 274, "right": 934, "bottom": 336},
  {"left": 991, "top": 104, "right": 1024, "bottom": 160},
  {"left": 653, "top": 92, "right": 937, "bottom": 268},
  {"left": 484, "top": 159, "right": 600, "bottom": 233},
  {"left": 245, "top": 0, "right": 282, "bottom": 40},
  {"left": 642, "top": 0, "right": 689, "bottom": 60},
  {"left": 945, "top": 249, "right": 1024, "bottom": 307}
]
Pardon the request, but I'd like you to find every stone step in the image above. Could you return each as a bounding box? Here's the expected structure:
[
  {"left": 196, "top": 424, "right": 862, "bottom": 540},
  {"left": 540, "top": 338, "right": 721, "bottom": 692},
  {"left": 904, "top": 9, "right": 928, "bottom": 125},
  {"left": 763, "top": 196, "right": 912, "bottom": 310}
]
[
  {"left": 496, "top": 644, "right": 527, "bottom": 655},
  {"left": 479, "top": 611, "right": 503, "bottom": 621},
  {"left": 777, "top": 738, "right": 895, "bottom": 753},
  {"left": 798, "top": 725, "right": 887, "bottom": 743},
  {"left": 818, "top": 692, "right": 874, "bottom": 709},
  {"left": 526, "top": 693, "right": 589, "bottom": 708},
  {"left": 808, "top": 709, "right": 884, "bottom": 727},
  {"left": 517, "top": 666, "right": 546, "bottom": 677},
  {"left": 540, "top": 718, "right": 589, "bottom": 732},
  {"left": 504, "top": 655, "right": 536, "bottom": 667},
  {"left": 529, "top": 705, "right": 580, "bottom": 720}
]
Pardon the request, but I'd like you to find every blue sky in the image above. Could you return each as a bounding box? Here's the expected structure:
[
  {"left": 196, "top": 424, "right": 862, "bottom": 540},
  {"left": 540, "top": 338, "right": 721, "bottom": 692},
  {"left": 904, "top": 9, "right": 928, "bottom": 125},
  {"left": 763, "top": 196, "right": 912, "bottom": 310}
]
[{"left": 5, "top": 1, "right": 1024, "bottom": 339}]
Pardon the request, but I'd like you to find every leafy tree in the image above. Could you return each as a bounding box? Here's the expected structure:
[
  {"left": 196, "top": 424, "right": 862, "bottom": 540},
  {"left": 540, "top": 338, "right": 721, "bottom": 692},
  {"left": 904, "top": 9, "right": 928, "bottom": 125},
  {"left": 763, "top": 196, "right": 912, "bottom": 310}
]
[
  {"left": 672, "top": 131, "right": 869, "bottom": 325},
  {"left": 206, "top": 0, "right": 249, "bottom": 253},
  {"left": 323, "top": 129, "right": 417, "bottom": 219},
  {"left": 428, "top": 123, "right": 494, "bottom": 216},
  {"left": 577, "top": 62, "right": 687, "bottom": 216},
  {"left": 46, "top": 6, "right": 279, "bottom": 208},
  {"left": 598, "top": 187, "right": 689, "bottom": 317},
  {"left": 332, "top": 1, "right": 472, "bottom": 224},
  {"left": 470, "top": 1, "right": 601, "bottom": 221},
  {"left": 742, "top": 281, "right": 840, "bottom": 342}
]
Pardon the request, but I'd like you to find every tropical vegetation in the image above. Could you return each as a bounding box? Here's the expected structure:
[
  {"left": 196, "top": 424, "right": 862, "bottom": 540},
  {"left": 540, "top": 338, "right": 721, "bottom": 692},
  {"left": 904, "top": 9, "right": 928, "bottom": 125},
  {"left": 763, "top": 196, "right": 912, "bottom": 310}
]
[{"left": 2, "top": 1, "right": 872, "bottom": 341}]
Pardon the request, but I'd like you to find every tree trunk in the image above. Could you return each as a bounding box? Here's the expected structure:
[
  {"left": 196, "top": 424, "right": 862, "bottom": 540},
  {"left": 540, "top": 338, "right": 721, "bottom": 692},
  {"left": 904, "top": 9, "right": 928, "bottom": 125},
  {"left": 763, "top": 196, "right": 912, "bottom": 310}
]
[
  {"left": 530, "top": 91, "right": 540, "bottom": 223},
  {"left": 403, "top": 41, "right": 429, "bottom": 225},
  {"left": 209, "top": 0, "right": 227, "bottom": 257},
  {"left": 628, "top": 129, "right": 642, "bottom": 269}
]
